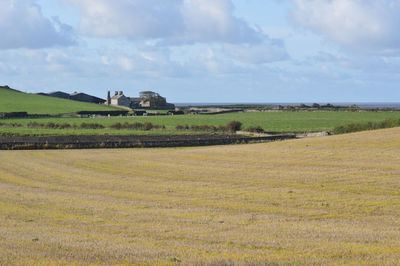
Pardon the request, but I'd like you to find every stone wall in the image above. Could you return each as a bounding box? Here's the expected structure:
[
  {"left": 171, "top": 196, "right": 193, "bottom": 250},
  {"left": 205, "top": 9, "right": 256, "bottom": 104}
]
[{"left": 0, "top": 134, "right": 296, "bottom": 150}]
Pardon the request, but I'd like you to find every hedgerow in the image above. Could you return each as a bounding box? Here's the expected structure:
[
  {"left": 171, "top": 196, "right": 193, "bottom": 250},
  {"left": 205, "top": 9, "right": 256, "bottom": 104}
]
[{"left": 333, "top": 118, "right": 400, "bottom": 134}]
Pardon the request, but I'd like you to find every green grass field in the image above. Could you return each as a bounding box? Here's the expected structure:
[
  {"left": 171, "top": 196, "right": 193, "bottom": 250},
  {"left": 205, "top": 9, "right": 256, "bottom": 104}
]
[
  {"left": 0, "top": 86, "right": 119, "bottom": 114},
  {"left": 0, "top": 128, "right": 399, "bottom": 264},
  {"left": 2, "top": 111, "right": 400, "bottom": 135}
]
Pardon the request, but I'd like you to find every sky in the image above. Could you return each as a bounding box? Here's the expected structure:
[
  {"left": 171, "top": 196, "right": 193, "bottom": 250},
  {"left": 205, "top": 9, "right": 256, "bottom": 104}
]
[{"left": 1, "top": 0, "right": 400, "bottom": 103}]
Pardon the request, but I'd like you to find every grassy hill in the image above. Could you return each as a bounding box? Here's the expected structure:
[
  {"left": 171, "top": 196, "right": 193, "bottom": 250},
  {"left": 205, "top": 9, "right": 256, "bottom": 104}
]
[
  {"left": 0, "top": 128, "right": 399, "bottom": 264},
  {"left": 0, "top": 86, "right": 119, "bottom": 114}
]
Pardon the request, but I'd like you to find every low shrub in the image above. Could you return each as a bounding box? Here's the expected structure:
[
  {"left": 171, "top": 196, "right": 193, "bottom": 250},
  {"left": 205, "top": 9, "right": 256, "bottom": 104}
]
[
  {"left": 80, "top": 123, "right": 105, "bottom": 129},
  {"left": 28, "top": 122, "right": 73, "bottom": 129},
  {"left": 175, "top": 121, "right": 243, "bottom": 133},
  {"left": 109, "top": 122, "right": 162, "bottom": 131},
  {"left": 45, "top": 122, "right": 57, "bottom": 129},
  {"left": 176, "top": 125, "right": 185, "bottom": 131},
  {"left": 110, "top": 122, "right": 123, "bottom": 130},
  {"left": 28, "top": 122, "right": 40, "bottom": 128},
  {"left": 143, "top": 122, "right": 153, "bottom": 131},
  {"left": 152, "top": 124, "right": 165, "bottom": 130},
  {"left": 175, "top": 125, "right": 190, "bottom": 131},
  {"left": 58, "top": 123, "right": 71, "bottom": 129},
  {"left": 190, "top": 125, "right": 217, "bottom": 132},
  {"left": 217, "top": 125, "right": 226, "bottom": 132},
  {"left": 244, "top": 126, "right": 264, "bottom": 133},
  {"left": 0, "top": 122, "right": 23, "bottom": 128}
]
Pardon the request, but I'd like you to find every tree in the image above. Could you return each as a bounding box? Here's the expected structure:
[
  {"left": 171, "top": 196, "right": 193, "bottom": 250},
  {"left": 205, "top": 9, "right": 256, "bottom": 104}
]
[
  {"left": 139, "top": 91, "right": 159, "bottom": 99},
  {"left": 225, "top": 121, "right": 242, "bottom": 132}
]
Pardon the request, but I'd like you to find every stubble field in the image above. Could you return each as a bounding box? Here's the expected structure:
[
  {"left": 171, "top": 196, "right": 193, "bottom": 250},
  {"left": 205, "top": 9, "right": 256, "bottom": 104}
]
[{"left": 0, "top": 128, "right": 399, "bottom": 265}]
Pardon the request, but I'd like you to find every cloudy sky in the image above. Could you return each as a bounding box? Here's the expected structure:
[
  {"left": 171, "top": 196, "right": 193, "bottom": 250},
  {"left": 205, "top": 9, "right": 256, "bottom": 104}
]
[{"left": 1, "top": 0, "right": 400, "bottom": 102}]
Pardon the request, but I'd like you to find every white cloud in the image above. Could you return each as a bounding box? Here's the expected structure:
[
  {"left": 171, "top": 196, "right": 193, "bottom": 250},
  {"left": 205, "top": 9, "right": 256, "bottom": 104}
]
[
  {"left": 224, "top": 41, "right": 288, "bottom": 64},
  {"left": 118, "top": 57, "right": 134, "bottom": 71},
  {"left": 66, "top": 0, "right": 261, "bottom": 44},
  {"left": 0, "top": 0, "right": 75, "bottom": 49},
  {"left": 291, "top": 0, "right": 400, "bottom": 54}
]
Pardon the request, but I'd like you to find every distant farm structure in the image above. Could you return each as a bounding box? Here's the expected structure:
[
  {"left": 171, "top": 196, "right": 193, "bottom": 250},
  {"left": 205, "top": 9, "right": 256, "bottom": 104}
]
[
  {"left": 39, "top": 91, "right": 106, "bottom": 104},
  {"left": 106, "top": 90, "right": 175, "bottom": 110},
  {"left": 38, "top": 89, "right": 175, "bottom": 110}
]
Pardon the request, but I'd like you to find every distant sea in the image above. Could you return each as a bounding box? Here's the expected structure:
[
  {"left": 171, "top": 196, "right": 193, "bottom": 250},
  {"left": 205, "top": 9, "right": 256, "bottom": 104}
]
[{"left": 175, "top": 103, "right": 400, "bottom": 109}]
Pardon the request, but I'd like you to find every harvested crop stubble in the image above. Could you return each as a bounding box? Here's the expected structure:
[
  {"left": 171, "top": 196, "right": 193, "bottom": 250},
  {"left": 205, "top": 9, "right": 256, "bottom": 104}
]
[{"left": 0, "top": 128, "right": 399, "bottom": 264}]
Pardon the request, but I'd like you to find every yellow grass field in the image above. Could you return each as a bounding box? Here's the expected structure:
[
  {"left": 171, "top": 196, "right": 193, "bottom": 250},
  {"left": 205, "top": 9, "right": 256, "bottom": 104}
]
[{"left": 0, "top": 128, "right": 400, "bottom": 265}]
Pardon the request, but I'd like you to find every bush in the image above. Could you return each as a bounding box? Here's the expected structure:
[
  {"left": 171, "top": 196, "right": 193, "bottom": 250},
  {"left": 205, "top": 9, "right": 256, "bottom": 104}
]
[
  {"left": 190, "top": 125, "right": 217, "bottom": 132},
  {"left": 225, "top": 121, "right": 242, "bottom": 132},
  {"left": 27, "top": 122, "right": 72, "bottom": 129},
  {"left": 0, "top": 122, "right": 23, "bottom": 128},
  {"left": 143, "top": 122, "right": 153, "bottom": 131},
  {"left": 132, "top": 122, "right": 144, "bottom": 129},
  {"left": 217, "top": 125, "right": 226, "bottom": 132},
  {"left": 58, "top": 123, "right": 71, "bottom": 129},
  {"left": 176, "top": 125, "right": 186, "bottom": 131},
  {"left": 176, "top": 124, "right": 217, "bottom": 132},
  {"left": 80, "top": 123, "right": 105, "bottom": 129},
  {"left": 152, "top": 124, "right": 165, "bottom": 130},
  {"left": 109, "top": 122, "right": 160, "bottom": 131},
  {"left": 176, "top": 122, "right": 243, "bottom": 133},
  {"left": 46, "top": 122, "right": 56, "bottom": 129},
  {"left": 28, "top": 122, "right": 40, "bottom": 128},
  {"left": 110, "top": 122, "right": 123, "bottom": 130},
  {"left": 244, "top": 126, "right": 264, "bottom": 133}
]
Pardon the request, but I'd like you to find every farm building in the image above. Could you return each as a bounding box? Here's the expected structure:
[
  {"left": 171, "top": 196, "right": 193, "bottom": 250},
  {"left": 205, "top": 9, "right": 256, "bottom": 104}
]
[
  {"left": 107, "top": 90, "right": 175, "bottom": 110},
  {"left": 127, "top": 97, "right": 142, "bottom": 108},
  {"left": 38, "top": 91, "right": 106, "bottom": 104},
  {"left": 47, "top": 91, "right": 70, "bottom": 99},
  {"left": 110, "top": 91, "right": 131, "bottom": 108},
  {"left": 70, "top": 92, "right": 106, "bottom": 104}
]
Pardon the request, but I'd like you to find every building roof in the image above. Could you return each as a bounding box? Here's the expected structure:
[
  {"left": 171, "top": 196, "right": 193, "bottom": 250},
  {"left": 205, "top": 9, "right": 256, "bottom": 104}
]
[
  {"left": 69, "top": 92, "right": 106, "bottom": 103},
  {"left": 70, "top": 92, "right": 87, "bottom": 96},
  {"left": 111, "top": 94, "right": 127, "bottom": 100},
  {"left": 48, "top": 91, "right": 70, "bottom": 96}
]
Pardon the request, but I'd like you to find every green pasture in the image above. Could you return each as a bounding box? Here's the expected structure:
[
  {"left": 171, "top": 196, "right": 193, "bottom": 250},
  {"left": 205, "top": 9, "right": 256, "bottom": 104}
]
[
  {"left": 2, "top": 111, "right": 400, "bottom": 136},
  {"left": 0, "top": 86, "right": 119, "bottom": 114}
]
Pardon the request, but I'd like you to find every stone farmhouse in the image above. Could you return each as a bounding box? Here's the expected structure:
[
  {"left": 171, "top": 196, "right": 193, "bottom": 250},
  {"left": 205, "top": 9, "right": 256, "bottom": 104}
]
[
  {"left": 108, "top": 91, "right": 131, "bottom": 108},
  {"left": 106, "top": 90, "right": 175, "bottom": 110}
]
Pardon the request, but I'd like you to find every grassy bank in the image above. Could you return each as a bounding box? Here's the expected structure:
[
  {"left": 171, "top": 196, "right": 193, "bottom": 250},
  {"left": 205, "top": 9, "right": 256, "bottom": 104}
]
[
  {"left": 0, "top": 128, "right": 399, "bottom": 264},
  {"left": 0, "top": 86, "right": 119, "bottom": 114}
]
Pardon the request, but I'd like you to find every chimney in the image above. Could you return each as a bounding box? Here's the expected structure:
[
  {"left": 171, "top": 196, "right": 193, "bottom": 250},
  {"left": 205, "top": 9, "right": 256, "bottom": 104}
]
[
  {"left": 107, "top": 91, "right": 111, "bottom": 105},
  {"left": 115, "top": 91, "right": 118, "bottom": 96},
  {"left": 119, "top": 91, "right": 123, "bottom": 95}
]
